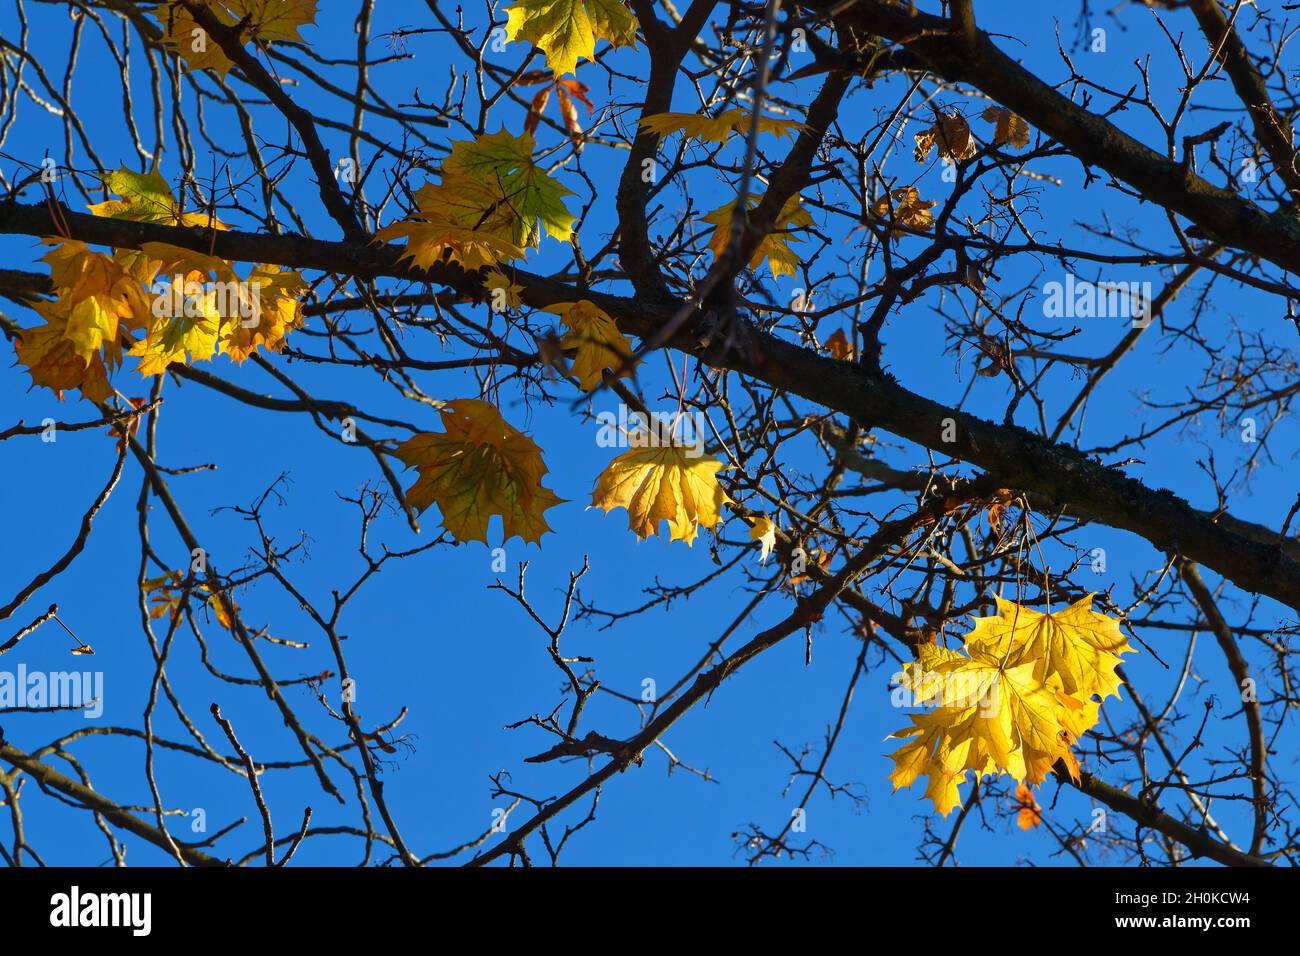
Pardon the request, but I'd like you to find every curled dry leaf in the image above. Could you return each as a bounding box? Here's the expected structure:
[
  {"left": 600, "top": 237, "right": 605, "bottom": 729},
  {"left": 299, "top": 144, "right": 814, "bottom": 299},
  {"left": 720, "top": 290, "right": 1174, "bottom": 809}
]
[
  {"left": 982, "top": 106, "right": 1031, "bottom": 149},
  {"left": 873, "top": 187, "right": 937, "bottom": 238},
  {"left": 824, "top": 328, "right": 855, "bottom": 361},
  {"left": 913, "top": 111, "right": 976, "bottom": 163},
  {"left": 1012, "top": 782, "right": 1043, "bottom": 830}
]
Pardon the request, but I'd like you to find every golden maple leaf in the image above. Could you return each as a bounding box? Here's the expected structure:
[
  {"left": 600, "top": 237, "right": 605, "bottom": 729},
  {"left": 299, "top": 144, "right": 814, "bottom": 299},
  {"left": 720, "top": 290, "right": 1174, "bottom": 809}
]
[
  {"left": 964, "top": 594, "right": 1134, "bottom": 702},
  {"left": 887, "top": 657, "right": 1084, "bottom": 815},
  {"left": 38, "top": 240, "right": 153, "bottom": 363},
  {"left": 483, "top": 269, "right": 525, "bottom": 310},
  {"left": 547, "top": 299, "right": 635, "bottom": 391},
  {"left": 152, "top": 1, "right": 317, "bottom": 76},
  {"left": 503, "top": 0, "right": 639, "bottom": 77},
  {"left": 393, "top": 399, "right": 563, "bottom": 545},
  {"left": 873, "top": 186, "right": 937, "bottom": 238},
  {"left": 982, "top": 106, "right": 1031, "bottom": 150},
  {"left": 700, "top": 193, "right": 812, "bottom": 280},
  {"left": 129, "top": 297, "right": 222, "bottom": 376},
  {"left": 639, "top": 109, "right": 806, "bottom": 146},
  {"left": 14, "top": 310, "right": 115, "bottom": 402},
  {"left": 590, "top": 445, "right": 731, "bottom": 545}
]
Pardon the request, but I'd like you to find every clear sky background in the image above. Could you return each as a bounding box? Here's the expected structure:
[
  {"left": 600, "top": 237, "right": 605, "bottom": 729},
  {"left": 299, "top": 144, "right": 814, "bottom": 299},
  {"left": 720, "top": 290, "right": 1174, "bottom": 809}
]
[{"left": 1, "top": 0, "right": 1295, "bottom": 866}]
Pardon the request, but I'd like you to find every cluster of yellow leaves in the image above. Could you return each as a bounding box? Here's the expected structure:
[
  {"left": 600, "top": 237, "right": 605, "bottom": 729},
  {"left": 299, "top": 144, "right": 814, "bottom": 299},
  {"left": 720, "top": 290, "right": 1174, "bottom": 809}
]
[
  {"left": 375, "top": 130, "right": 575, "bottom": 271},
  {"left": 590, "top": 446, "right": 731, "bottom": 546},
  {"left": 14, "top": 168, "right": 307, "bottom": 401},
  {"left": 887, "top": 595, "right": 1133, "bottom": 816},
  {"left": 872, "top": 186, "right": 937, "bottom": 238},
  {"left": 639, "top": 109, "right": 805, "bottom": 146},
  {"left": 700, "top": 193, "right": 812, "bottom": 280},
  {"left": 393, "top": 399, "right": 564, "bottom": 545},
  {"left": 504, "top": 0, "right": 639, "bottom": 76},
  {"left": 153, "top": 0, "right": 317, "bottom": 76},
  {"left": 546, "top": 300, "right": 635, "bottom": 391}
]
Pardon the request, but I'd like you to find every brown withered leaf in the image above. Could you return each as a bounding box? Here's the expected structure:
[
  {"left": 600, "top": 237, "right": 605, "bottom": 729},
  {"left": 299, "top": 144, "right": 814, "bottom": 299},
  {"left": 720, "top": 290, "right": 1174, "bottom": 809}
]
[
  {"left": 982, "top": 106, "right": 1031, "bottom": 149},
  {"left": 914, "top": 111, "right": 976, "bottom": 162},
  {"left": 824, "top": 328, "right": 855, "bottom": 361}
]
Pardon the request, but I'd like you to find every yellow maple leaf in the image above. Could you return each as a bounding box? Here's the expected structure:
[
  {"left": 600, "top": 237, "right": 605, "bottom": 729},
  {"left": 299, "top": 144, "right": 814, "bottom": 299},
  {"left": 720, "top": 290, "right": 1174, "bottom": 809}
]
[
  {"left": 873, "top": 186, "right": 936, "bottom": 238},
  {"left": 639, "top": 109, "right": 805, "bottom": 146},
  {"left": 887, "top": 657, "right": 1079, "bottom": 815},
  {"left": 235, "top": 0, "right": 318, "bottom": 43},
  {"left": 129, "top": 293, "right": 222, "bottom": 376},
  {"left": 139, "top": 242, "right": 239, "bottom": 288},
  {"left": 483, "top": 269, "right": 525, "bottom": 310},
  {"left": 590, "top": 445, "right": 731, "bottom": 545},
  {"left": 14, "top": 310, "right": 115, "bottom": 402},
  {"left": 700, "top": 193, "right": 812, "bottom": 280},
  {"left": 964, "top": 594, "right": 1134, "bottom": 702},
  {"left": 504, "top": 0, "right": 639, "bottom": 77},
  {"left": 88, "top": 167, "right": 227, "bottom": 230},
  {"left": 393, "top": 399, "right": 563, "bottom": 545},
  {"left": 39, "top": 240, "right": 153, "bottom": 362},
  {"left": 153, "top": 2, "right": 241, "bottom": 76},
  {"left": 152, "top": 1, "right": 317, "bottom": 76},
  {"left": 546, "top": 299, "right": 635, "bottom": 390},
  {"left": 982, "top": 106, "right": 1031, "bottom": 150}
]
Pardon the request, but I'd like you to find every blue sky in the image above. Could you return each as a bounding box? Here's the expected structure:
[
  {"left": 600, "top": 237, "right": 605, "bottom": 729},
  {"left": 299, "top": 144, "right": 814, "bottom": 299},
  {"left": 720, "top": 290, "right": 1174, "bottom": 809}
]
[{"left": 0, "top": 1, "right": 1294, "bottom": 866}]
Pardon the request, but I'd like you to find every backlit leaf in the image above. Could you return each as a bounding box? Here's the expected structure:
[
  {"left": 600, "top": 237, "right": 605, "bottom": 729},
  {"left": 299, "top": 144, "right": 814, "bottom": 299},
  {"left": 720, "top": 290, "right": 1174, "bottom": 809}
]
[
  {"left": 393, "top": 399, "right": 563, "bottom": 545},
  {"left": 590, "top": 445, "right": 731, "bottom": 545}
]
